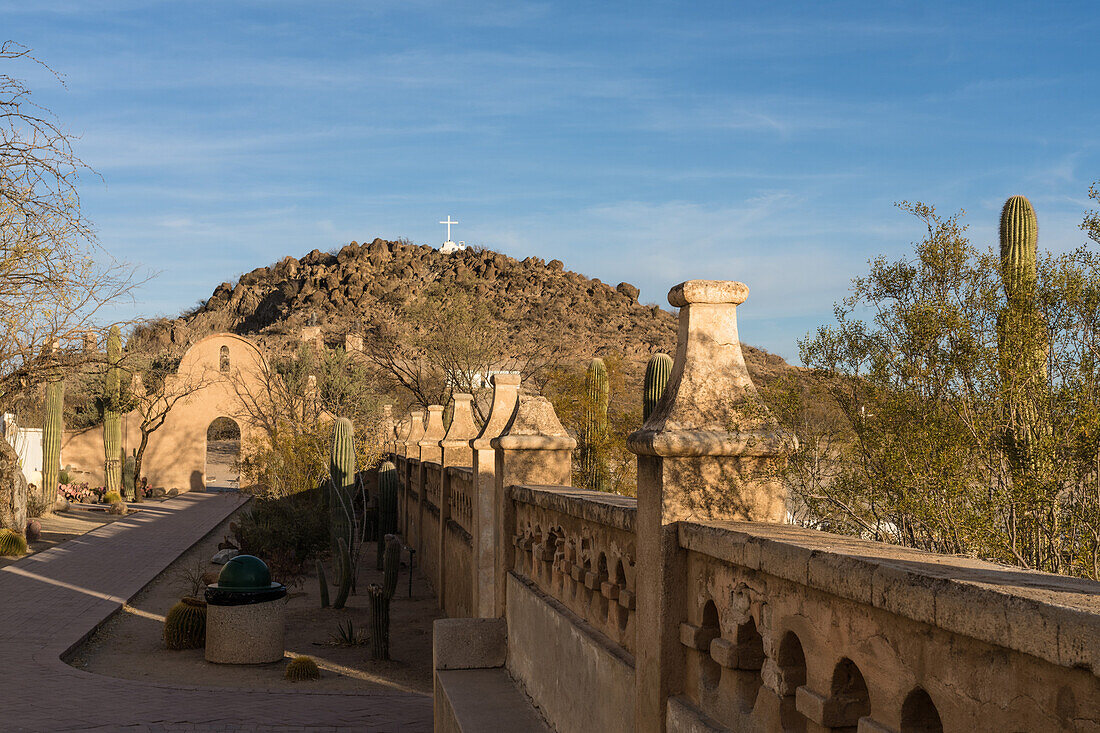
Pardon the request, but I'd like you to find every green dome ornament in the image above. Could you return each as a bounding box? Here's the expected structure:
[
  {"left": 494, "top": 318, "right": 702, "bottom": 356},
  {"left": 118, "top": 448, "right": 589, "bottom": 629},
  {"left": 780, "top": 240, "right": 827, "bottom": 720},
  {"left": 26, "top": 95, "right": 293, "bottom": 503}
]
[{"left": 205, "top": 554, "right": 286, "bottom": 605}]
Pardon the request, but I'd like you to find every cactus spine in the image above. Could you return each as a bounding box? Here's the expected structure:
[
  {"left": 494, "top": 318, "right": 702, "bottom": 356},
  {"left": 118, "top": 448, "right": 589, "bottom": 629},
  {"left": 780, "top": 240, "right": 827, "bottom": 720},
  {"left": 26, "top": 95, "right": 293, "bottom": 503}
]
[
  {"left": 42, "top": 359, "right": 63, "bottom": 509},
  {"left": 103, "top": 325, "right": 123, "bottom": 497},
  {"left": 580, "top": 357, "right": 610, "bottom": 492},
  {"left": 376, "top": 461, "right": 399, "bottom": 570},
  {"left": 643, "top": 353, "right": 673, "bottom": 422},
  {"left": 997, "top": 195, "right": 1048, "bottom": 480}
]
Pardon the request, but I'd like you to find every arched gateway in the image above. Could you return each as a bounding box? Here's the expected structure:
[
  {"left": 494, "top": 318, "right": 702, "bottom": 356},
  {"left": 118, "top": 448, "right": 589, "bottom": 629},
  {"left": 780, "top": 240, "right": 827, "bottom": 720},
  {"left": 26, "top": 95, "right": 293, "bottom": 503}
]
[{"left": 60, "top": 333, "right": 268, "bottom": 494}]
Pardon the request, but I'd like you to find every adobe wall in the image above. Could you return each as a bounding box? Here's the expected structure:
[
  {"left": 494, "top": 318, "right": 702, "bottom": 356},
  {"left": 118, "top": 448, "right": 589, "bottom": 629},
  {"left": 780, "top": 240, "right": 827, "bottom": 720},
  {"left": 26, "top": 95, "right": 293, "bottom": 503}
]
[{"left": 59, "top": 333, "right": 267, "bottom": 492}]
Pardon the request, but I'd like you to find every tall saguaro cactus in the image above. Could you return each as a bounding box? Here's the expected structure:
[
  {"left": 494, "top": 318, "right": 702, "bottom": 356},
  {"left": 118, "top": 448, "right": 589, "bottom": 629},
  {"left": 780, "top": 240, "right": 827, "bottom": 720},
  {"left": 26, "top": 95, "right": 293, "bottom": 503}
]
[
  {"left": 103, "top": 326, "right": 123, "bottom": 498},
  {"left": 376, "top": 461, "right": 399, "bottom": 570},
  {"left": 329, "top": 417, "right": 356, "bottom": 544},
  {"left": 643, "top": 353, "right": 673, "bottom": 422},
  {"left": 41, "top": 353, "right": 63, "bottom": 508},
  {"left": 997, "top": 195, "right": 1047, "bottom": 478},
  {"left": 580, "top": 357, "right": 610, "bottom": 492}
]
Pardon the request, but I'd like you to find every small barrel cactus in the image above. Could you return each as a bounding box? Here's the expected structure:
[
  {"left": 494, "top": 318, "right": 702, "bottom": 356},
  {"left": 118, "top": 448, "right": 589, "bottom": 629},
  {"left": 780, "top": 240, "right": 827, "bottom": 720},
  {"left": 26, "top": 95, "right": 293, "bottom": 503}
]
[
  {"left": 285, "top": 655, "right": 321, "bottom": 681},
  {"left": 103, "top": 491, "right": 123, "bottom": 505},
  {"left": 0, "top": 528, "right": 28, "bottom": 556},
  {"left": 163, "top": 597, "right": 206, "bottom": 649},
  {"left": 25, "top": 519, "right": 41, "bottom": 542},
  {"left": 643, "top": 353, "right": 673, "bottom": 421}
]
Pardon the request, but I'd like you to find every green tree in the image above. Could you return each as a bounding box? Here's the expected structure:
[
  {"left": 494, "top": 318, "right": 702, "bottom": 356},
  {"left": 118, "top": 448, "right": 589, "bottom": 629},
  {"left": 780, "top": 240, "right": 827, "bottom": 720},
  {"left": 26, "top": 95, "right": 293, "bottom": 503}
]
[{"left": 782, "top": 194, "right": 1100, "bottom": 578}]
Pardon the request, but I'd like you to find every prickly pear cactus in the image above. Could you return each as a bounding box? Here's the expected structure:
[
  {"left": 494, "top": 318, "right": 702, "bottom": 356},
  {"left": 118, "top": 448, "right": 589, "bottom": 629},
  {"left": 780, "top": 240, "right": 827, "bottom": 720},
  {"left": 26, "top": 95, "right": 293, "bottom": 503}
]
[{"left": 643, "top": 353, "right": 673, "bottom": 421}]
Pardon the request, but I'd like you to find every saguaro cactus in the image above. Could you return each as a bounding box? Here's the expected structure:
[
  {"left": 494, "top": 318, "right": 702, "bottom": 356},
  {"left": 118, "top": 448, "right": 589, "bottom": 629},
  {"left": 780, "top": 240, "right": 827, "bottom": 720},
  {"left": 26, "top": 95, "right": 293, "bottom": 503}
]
[
  {"left": 368, "top": 534, "right": 402, "bottom": 661},
  {"left": 643, "top": 353, "right": 673, "bottom": 422},
  {"left": 328, "top": 417, "right": 356, "bottom": 574},
  {"left": 42, "top": 361, "right": 63, "bottom": 508},
  {"left": 103, "top": 325, "right": 123, "bottom": 497},
  {"left": 376, "top": 461, "right": 399, "bottom": 570},
  {"left": 580, "top": 357, "right": 610, "bottom": 492},
  {"left": 997, "top": 195, "right": 1047, "bottom": 478}
]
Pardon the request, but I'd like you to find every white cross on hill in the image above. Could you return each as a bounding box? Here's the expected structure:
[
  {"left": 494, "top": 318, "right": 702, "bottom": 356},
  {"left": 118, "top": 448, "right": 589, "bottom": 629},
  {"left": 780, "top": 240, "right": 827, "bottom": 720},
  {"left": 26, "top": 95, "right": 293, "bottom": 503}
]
[{"left": 439, "top": 215, "right": 466, "bottom": 253}]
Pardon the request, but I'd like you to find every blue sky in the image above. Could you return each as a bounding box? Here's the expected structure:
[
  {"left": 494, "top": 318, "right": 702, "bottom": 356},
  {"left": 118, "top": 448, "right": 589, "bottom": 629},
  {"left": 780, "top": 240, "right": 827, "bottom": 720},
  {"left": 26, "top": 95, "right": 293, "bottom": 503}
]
[{"left": 4, "top": 1, "right": 1099, "bottom": 362}]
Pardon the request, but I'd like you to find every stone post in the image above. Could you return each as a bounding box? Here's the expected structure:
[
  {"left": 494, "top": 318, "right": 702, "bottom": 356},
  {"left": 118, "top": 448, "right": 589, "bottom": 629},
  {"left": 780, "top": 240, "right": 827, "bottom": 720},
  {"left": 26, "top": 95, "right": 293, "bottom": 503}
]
[
  {"left": 417, "top": 405, "right": 446, "bottom": 556},
  {"left": 437, "top": 394, "right": 479, "bottom": 612},
  {"left": 491, "top": 395, "right": 576, "bottom": 617},
  {"left": 380, "top": 404, "right": 394, "bottom": 454},
  {"left": 440, "top": 394, "right": 477, "bottom": 468},
  {"left": 471, "top": 374, "right": 520, "bottom": 618},
  {"left": 628, "top": 280, "right": 792, "bottom": 733},
  {"left": 401, "top": 410, "right": 425, "bottom": 538}
]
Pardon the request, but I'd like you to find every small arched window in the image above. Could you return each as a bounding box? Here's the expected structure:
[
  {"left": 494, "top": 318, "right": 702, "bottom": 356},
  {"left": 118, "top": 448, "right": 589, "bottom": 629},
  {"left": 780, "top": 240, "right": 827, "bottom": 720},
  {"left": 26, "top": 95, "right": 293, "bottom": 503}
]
[{"left": 219, "top": 345, "right": 230, "bottom": 373}]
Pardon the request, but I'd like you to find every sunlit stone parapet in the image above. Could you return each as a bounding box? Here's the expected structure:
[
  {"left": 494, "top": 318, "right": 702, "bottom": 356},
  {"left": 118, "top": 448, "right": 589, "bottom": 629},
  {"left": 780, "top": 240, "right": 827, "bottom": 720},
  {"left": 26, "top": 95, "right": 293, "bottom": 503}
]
[
  {"left": 380, "top": 404, "right": 394, "bottom": 451},
  {"left": 403, "top": 410, "right": 426, "bottom": 458},
  {"left": 440, "top": 394, "right": 478, "bottom": 467},
  {"left": 630, "top": 279, "right": 794, "bottom": 733},
  {"left": 491, "top": 395, "right": 576, "bottom": 616},
  {"left": 471, "top": 374, "right": 520, "bottom": 618},
  {"left": 627, "top": 279, "right": 793, "bottom": 522},
  {"left": 419, "top": 405, "right": 446, "bottom": 463}
]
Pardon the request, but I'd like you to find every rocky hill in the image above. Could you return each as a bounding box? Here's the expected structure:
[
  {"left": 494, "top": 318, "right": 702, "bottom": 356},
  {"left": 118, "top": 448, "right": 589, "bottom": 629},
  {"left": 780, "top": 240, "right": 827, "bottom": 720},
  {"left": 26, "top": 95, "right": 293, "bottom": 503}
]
[{"left": 137, "top": 238, "right": 792, "bottom": 384}]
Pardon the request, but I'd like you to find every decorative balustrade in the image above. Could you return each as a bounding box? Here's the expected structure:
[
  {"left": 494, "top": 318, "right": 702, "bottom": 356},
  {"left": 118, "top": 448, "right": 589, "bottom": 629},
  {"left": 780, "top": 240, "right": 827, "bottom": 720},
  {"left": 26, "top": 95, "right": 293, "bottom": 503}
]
[
  {"left": 446, "top": 466, "right": 474, "bottom": 535},
  {"left": 510, "top": 485, "right": 637, "bottom": 656}
]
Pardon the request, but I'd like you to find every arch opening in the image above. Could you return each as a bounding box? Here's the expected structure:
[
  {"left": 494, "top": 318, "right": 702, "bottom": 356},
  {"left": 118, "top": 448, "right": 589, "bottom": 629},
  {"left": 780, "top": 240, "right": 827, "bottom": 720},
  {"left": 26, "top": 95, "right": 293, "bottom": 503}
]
[
  {"left": 219, "top": 345, "right": 230, "bottom": 372},
  {"left": 205, "top": 416, "right": 241, "bottom": 492},
  {"left": 828, "top": 657, "right": 871, "bottom": 730},
  {"left": 699, "top": 599, "right": 722, "bottom": 691},
  {"left": 901, "top": 687, "right": 942, "bottom": 733}
]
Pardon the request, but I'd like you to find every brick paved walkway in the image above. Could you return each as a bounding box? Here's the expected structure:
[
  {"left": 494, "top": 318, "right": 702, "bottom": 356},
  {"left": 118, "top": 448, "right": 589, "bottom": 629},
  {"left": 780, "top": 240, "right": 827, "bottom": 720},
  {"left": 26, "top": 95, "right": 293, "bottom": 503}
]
[{"left": 0, "top": 493, "right": 432, "bottom": 732}]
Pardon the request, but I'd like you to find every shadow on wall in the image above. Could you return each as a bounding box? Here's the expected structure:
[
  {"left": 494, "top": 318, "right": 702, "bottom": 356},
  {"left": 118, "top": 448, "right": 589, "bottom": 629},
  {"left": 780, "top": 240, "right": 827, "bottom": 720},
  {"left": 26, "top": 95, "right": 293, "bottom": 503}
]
[{"left": 190, "top": 470, "right": 204, "bottom": 493}]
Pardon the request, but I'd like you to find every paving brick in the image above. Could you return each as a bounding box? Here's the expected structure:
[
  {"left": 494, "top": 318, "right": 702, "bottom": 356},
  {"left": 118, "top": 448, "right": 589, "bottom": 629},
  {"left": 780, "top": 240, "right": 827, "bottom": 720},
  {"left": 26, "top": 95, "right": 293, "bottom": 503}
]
[{"left": 1, "top": 493, "right": 432, "bottom": 732}]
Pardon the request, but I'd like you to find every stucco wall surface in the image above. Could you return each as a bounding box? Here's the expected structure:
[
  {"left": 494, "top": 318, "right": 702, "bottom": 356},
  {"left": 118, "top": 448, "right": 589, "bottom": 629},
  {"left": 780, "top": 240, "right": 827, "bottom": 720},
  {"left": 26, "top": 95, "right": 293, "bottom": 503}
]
[{"left": 506, "top": 572, "right": 636, "bottom": 733}]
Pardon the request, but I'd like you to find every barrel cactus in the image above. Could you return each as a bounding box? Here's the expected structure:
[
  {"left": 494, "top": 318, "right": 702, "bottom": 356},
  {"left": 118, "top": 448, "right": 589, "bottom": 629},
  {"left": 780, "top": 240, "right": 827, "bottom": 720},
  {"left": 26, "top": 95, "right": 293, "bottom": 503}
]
[
  {"left": 285, "top": 655, "right": 321, "bottom": 681},
  {"left": 103, "top": 325, "right": 123, "bottom": 497},
  {"left": 0, "top": 528, "right": 28, "bottom": 556},
  {"left": 376, "top": 461, "right": 399, "bottom": 570},
  {"left": 163, "top": 597, "right": 206, "bottom": 649},
  {"left": 643, "top": 353, "right": 673, "bottom": 421},
  {"left": 580, "top": 358, "right": 610, "bottom": 492}
]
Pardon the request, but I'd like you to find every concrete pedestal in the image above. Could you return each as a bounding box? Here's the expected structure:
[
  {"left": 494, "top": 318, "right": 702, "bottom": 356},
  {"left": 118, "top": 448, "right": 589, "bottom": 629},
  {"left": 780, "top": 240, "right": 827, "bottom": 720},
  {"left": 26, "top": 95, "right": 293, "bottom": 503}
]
[{"left": 204, "top": 598, "right": 286, "bottom": 664}]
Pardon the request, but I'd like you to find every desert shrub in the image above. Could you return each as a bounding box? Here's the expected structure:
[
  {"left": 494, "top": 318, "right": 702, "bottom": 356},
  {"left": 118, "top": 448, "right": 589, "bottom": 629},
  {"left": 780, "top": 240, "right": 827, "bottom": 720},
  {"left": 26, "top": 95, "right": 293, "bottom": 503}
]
[{"left": 232, "top": 488, "right": 328, "bottom": 584}]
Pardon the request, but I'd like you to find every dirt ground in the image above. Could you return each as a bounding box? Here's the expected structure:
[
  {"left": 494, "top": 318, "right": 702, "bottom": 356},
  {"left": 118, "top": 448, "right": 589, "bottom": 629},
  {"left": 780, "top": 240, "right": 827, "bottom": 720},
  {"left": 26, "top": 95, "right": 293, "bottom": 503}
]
[
  {"left": 68, "top": 505, "right": 443, "bottom": 693},
  {"left": 0, "top": 506, "right": 119, "bottom": 569}
]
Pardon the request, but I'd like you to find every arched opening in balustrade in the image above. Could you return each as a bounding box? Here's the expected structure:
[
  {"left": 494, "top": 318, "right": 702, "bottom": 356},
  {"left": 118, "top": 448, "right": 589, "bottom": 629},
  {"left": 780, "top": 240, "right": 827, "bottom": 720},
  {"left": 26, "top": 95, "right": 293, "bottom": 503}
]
[
  {"left": 733, "top": 616, "right": 765, "bottom": 712},
  {"left": 828, "top": 658, "right": 871, "bottom": 730},
  {"left": 594, "top": 552, "right": 610, "bottom": 623},
  {"left": 544, "top": 528, "right": 562, "bottom": 591},
  {"left": 900, "top": 687, "right": 942, "bottom": 733},
  {"left": 777, "top": 631, "right": 808, "bottom": 731},
  {"left": 699, "top": 600, "right": 722, "bottom": 691}
]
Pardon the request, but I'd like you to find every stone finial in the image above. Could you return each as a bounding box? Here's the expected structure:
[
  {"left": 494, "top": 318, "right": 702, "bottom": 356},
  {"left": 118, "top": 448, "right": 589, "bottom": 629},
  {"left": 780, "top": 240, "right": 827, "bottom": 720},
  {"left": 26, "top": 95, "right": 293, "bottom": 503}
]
[
  {"left": 380, "top": 404, "right": 395, "bottom": 449},
  {"left": 493, "top": 396, "right": 577, "bottom": 454},
  {"left": 300, "top": 326, "right": 322, "bottom": 342},
  {"left": 441, "top": 394, "right": 479, "bottom": 467},
  {"left": 628, "top": 279, "right": 790, "bottom": 459},
  {"left": 472, "top": 374, "right": 521, "bottom": 450},
  {"left": 403, "top": 410, "right": 426, "bottom": 458},
  {"left": 419, "top": 405, "right": 446, "bottom": 463},
  {"left": 83, "top": 331, "right": 97, "bottom": 353}
]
